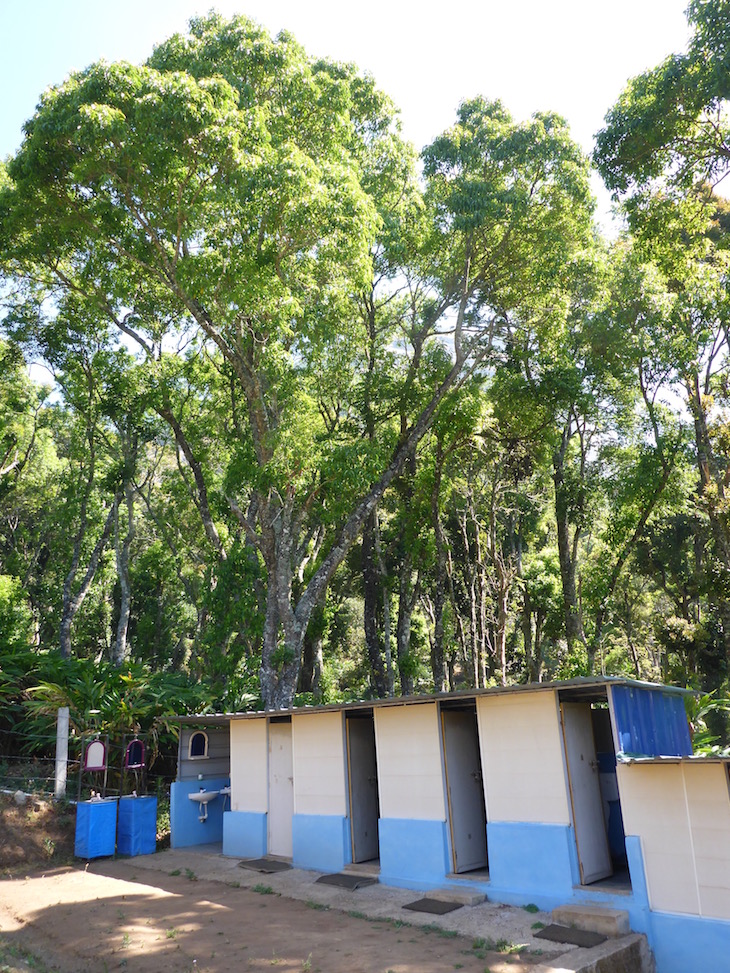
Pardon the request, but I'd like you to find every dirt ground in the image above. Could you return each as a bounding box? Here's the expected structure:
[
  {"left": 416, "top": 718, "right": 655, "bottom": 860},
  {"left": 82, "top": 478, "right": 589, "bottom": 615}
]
[
  {"left": 0, "top": 860, "right": 561, "bottom": 973},
  {"left": 0, "top": 795, "right": 569, "bottom": 973},
  {"left": 0, "top": 792, "right": 76, "bottom": 872}
]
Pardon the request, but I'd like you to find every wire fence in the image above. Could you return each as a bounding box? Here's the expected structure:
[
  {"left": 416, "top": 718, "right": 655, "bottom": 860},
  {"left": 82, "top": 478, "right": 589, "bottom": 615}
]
[{"left": 0, "top": 726, "right": 176, "bottom": 803}]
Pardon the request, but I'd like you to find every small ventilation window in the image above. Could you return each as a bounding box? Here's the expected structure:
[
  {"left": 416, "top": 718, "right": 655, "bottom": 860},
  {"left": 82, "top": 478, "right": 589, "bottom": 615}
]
[
  {"left": 188, "top": 730, "right": 209, "bottom": 760},
  {"left": 84, "top": 739, "right": 107, "bottom": 771},
  {"left": 125, "top": 738, "right": 145, "bottom": 769}
]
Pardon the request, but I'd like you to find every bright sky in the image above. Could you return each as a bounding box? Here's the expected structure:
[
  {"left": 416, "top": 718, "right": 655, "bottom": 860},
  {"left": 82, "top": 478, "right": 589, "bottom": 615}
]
[{"left": 1, "top": 0, "right": 692, "bottom": 223}]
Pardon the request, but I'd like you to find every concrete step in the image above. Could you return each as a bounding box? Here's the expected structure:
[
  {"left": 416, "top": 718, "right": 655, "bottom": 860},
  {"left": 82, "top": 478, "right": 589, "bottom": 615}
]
[
  {"left": 551, "top": 904, "right": 630, "bottom": 938},
  {"left": 533, "top": 932, "right": 655, "bottom": 973},
  {"left": 428, "top": 887, "right": 486, "bottom": 906},
  {"left": 342, "top": 861, "right": 381, "bottom": 876}
]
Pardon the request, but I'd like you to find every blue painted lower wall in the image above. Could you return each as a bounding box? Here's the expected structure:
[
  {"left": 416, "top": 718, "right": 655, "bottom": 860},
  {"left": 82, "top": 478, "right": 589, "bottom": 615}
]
[
  {"left": 378, "top": 818, "right": 450, "bottom": 889},
  {"left": 170, "top": 777, "right": 229, "bottom": 848},
  {"left": 478, "top": 824, "right": 653, "bottom": 926},
  {"left": 222, "top": 810, "right": 267, "bottom": 858},
  {"left": 292, "top": 814, "right": 351, "bottom": 873},
  {"left": 649, "top": 910, "right": 730, "bottom": 973},
  {"left": 486, "top": 821, "right": 578, "bottom": 900}
]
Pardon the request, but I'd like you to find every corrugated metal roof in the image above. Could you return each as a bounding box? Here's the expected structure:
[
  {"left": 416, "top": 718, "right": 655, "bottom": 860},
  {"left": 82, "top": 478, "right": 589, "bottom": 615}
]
[
  {"left": 167, "top": 675, "right": 693, "bottom": 725},
  {"left": 618, "top": 755, "right": 730, "bottom": 765}
]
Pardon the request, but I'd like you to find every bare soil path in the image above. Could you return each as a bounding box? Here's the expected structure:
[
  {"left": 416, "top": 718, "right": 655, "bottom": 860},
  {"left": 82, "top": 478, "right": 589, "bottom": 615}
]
[{"left": 0, "top": 855, "right": 563, "bottom": 973}]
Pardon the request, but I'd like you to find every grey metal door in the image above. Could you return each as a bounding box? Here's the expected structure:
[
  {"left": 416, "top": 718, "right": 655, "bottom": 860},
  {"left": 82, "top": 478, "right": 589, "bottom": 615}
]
[
  {"left": 561, "top": 702, "right": 612, "bottom": 884},
  {"left": 442, "top": 708, "right": 488, "bottom": 873},
  {"left": 268, "top": 720, "right": 293, "bottom": 858},
  {"left": 347, "top": 716, "right": 380, "bottom": 863}
]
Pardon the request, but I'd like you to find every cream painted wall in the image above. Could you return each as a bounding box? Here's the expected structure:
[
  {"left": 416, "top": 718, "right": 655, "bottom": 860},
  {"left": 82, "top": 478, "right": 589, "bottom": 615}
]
[
  {"left": 374, "top": 703, "right": 446, "bottom": 820},
  {"left": 229, "top": 718, "right": 268, "bottom": 813},
  {"left": 292, "top": 711, "right": 347, "bottom": 816},
  {"left": 476, "top": 691, "right": 571, "bottom": 825},
  {"left": 685, "top": 763, "right": 730, "bottom": 919},
  {"left": 617, "top": 763, "right": 698, "bottom": 914},
  {"left": 617, "top": 762, "right": 730, "bottom": 919}
]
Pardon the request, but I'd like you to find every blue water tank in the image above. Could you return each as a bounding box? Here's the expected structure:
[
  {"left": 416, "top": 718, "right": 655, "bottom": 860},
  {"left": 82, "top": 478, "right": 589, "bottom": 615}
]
[
  {"left": 117, "top": 795, "right": 157, "bottom": 856},
  {"left": 75, "top": 798, "right": 118, "bottom": 859}
]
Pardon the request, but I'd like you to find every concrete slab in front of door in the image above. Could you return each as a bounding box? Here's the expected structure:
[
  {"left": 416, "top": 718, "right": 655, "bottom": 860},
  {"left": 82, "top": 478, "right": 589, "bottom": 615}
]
[
  {"left": 551, "top": 903, "right": 631, "bottom": 937},
  {"left": 429, "top": 886, "right": 486, "bottom": 906}
]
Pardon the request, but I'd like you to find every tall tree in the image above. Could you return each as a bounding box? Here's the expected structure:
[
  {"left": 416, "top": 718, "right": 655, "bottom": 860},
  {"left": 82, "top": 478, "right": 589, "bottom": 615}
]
[
  {"left": 594, "top": 0, "right": 730, "bottom": 685},
  {"left": 1, "top": 19, "right": 595, "bottom": 707}
]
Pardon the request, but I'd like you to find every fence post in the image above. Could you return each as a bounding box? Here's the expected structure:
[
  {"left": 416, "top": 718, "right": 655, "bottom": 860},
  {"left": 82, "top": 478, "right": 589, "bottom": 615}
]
[{"left": 54, "top": 706, "right": 70, "bottom": 800}]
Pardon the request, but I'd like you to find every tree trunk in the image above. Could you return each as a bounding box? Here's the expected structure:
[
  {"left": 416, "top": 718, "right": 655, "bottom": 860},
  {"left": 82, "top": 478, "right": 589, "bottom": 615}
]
[
  {"left": 534, "top": 613, "right": 545, "bottom": 681},
  {"left": 157, "top": 401, "right": 227, "bottom": 560},
  {"left": 112, "top": 479, "right": 135, "bottom": 667},
  {"left": 553, "top": 425, "right": 586, "bottom": 663},
  {"left": 493, "top": 560, "right": 511, "bottom": 687},
  {"left": 374, "top": 518, "right": 395, "bottom": 696},
  {"left": 473, "top": 503, "right": 489, "bottom": 686},
  {"left": 299, "top": 631, "right": 323, "bottom": 701},
  {"left": 255, "top": 347, "right": 479, "bottom": 710},
  {"left": 687, "top": 373, "right": 730, "bottom": 670},
  {"left": 362, "top": 511, "right": 389, "bottom": 697},
  {"left": 431, "top": 584, "right": 447, "bottom": 693},
  {"left": 522, "top": 592, "right": 535, "bottom": 681},
  {"left": 396, "top": 550, "right": 419, "bottom": 696},
  {"left": 258, "top": 577, "right": 304, "bottom": 710},
  {"left": 59, "top": 496, "right": 120, "bottom": 659},
  {"left": 623, "top": 591, "right": 642, "bottom": 679}
]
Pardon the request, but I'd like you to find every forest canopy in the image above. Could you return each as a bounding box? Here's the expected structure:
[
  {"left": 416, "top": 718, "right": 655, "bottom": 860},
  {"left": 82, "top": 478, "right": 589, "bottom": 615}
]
[{"left": 1, "top": 5, "right": 730, "bottom": 740}]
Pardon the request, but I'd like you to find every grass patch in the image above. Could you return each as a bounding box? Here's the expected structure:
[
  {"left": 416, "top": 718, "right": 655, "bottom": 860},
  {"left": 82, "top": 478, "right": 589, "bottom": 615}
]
[
  {"left": 252, "top": 883, "right": 275, "bottom": 895},
  {"left": 472, "top": 937, "right": 526, "bottom": 955},
  {"left": 522, "top": 903, "right": 539, "bottom": 913},
  {"left": 0, "top": 935, "right": 52, "bottom": 971},
  {"left": 531, "top": 921, "right": 546, "bottom": 930},
  {"left": 423, "top": 924, "right": 458, "bottom": 938},
  {"left": 305, "top": 900, "right": 329, "bottom": 911}
]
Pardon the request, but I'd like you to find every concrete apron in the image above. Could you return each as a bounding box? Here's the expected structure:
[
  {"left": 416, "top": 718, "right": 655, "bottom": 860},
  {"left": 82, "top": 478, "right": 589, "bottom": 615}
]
[
  {"left": 533, "top": 935, "right": 654, "bottom": 973},
  {"left": 109, "top": 847, "right": 654, "bottom": 973}
]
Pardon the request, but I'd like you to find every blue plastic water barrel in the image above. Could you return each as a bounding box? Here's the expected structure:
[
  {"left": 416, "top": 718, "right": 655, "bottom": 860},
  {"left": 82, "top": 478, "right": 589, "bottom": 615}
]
[
  {"left": 117, "top": 795, "right": 158, "bottom": 856},
  {"left": 75, "top": 798, "right": 118, "bottom": 859}
]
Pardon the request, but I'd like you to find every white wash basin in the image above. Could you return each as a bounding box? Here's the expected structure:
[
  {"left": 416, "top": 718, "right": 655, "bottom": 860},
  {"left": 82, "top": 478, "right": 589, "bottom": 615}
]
[
  {"left": 188, "top": 789, "right": 220, "bottom": 803},
  {"left": 218, "top": 786, "right": 231, "bottom": 797},
  {"left": 188, "top": 789, "right": 220, "bottom": 820}
]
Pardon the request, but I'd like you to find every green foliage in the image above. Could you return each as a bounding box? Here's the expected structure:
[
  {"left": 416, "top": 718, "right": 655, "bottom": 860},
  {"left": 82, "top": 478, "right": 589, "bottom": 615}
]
[
  {"left": 595, "top": 1, "right": 730, "bottom": 223},
  {"left": 0, "top": 575, "right": 33, "bottom": 654},
  {"left": 422, "top": 96, "right": 594, "bottom": 322},
  {"left": 3, "top": 650, "right": 211, "bottom": 759},
  {"left": 685, "top": 690, "right": 730, "bottom": 754},
  {"left": 3, "top": 7, "right": 730, "bottom": 716}
]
